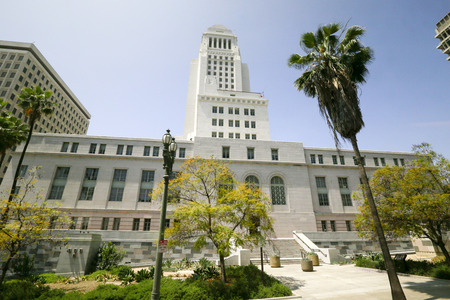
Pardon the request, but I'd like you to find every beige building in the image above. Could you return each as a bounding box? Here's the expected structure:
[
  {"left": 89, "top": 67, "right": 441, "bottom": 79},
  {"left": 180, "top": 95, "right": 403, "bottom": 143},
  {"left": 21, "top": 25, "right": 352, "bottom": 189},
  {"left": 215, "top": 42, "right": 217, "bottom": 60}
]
[
  {"left": 0, "top": 40, "right": 91, "bottom": 182},
  {"left": 435, "top": 12, "right": 450, "bottom": 61}
]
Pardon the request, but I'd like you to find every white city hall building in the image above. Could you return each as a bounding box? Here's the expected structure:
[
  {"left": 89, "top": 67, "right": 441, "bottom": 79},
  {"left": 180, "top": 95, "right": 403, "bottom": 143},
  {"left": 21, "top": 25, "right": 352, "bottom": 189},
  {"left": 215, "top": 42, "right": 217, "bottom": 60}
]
[{"left": 1, "top": 26, "right": 417, "bottom": 271}]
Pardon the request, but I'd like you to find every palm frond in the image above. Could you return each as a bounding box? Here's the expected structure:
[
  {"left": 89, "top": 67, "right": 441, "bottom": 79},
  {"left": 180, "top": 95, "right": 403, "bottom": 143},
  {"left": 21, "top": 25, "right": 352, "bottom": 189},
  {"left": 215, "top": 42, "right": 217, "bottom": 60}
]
[{"left": 300, "top": 32, "right": 316, "bottom": 52}]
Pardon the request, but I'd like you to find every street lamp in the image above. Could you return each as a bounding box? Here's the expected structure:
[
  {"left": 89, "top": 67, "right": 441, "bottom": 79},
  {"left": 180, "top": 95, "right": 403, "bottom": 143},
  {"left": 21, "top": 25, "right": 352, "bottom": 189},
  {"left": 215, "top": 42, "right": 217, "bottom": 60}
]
[{"left": 152, "top": 129, "right": 177, "bottom": 300}]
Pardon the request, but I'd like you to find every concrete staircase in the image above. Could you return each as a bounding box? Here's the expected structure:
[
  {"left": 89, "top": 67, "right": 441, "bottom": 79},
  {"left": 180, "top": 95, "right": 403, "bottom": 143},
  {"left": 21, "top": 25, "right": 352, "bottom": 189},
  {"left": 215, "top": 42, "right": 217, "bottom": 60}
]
[{"left": 249, "top": 238, "right": 306, "bottom": 265}]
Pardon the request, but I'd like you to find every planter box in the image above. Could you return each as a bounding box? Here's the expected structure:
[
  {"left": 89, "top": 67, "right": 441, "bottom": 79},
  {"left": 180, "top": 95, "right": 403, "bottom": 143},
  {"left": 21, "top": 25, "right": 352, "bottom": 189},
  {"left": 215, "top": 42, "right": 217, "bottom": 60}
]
[
  {"left": 308, "top": 254, "right": 319, "bottom": 266},
  {"left": 270, "top": 256, "right": 281, "bottom": 268},
  {"left": 301, "top": 260, "right": 313, "bottom": 272}
]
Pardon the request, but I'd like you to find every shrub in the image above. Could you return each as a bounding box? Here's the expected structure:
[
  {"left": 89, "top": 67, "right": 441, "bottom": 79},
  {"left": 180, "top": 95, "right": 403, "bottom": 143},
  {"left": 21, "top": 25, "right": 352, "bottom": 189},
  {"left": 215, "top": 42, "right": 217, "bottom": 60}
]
[
  {"left": 117, "top": 265, "right": 134, "bottom": 284},
  {"left": 193, "top": 265, "right": 219, "bottom": 280},
  {"left": 82, "top": 284, "right": 121, "bottom": 300},
  {"left": 0, "top": 279, "right": 49, "bottom": 300},
  {"left": 11, "top": 253, "right": 35, "bottom": 278},
  {"left": 430, "top": 264, "right": 450, "bottom": 280},
  {"left": 135, "top": 269, "right": 151, "bottom": 282},
  {"left": 36, "top": 273, "right": 67, "bottom": 284},
  {"left": 431, "top": 256, "right": 446, "bottom": 264},
  {"left": 96, "top": 242, "right": 125, "bottom": 270}
]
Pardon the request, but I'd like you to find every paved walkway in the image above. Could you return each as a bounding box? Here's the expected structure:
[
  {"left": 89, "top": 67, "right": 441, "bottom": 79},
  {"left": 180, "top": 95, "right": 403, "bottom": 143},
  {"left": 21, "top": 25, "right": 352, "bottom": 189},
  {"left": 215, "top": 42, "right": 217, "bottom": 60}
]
[{"left": 260, "top": 263, "right": 449, "bottom": 299}]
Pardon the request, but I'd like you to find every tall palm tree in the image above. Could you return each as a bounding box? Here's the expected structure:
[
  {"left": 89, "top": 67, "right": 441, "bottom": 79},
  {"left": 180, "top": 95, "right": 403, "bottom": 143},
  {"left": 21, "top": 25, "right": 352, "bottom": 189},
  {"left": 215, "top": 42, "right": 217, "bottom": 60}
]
[
  {"left": 0, "top": 86, "right": 55, "bottom": 229},
  {"left": 289, "top": 23, "right": 406, "bottom": 300},
  {"left": 0, "top": 99, "right": 29, "bottom": 164}
]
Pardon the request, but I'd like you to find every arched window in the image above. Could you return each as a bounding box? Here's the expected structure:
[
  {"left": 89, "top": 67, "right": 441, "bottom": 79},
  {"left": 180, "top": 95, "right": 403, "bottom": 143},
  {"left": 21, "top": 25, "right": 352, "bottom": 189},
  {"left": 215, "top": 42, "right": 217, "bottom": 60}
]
[
  {"left": 245, "top": 175, "right": 260, "bottom": 188},
  {"left": 271, "top": 176, "right": 286, "bottom": 205}
]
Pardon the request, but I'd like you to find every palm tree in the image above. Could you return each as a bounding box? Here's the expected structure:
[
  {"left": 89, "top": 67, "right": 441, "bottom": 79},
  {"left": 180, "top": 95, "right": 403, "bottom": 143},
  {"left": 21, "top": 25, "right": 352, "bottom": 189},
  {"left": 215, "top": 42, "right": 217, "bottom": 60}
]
[
  {"left": 288, "top": 23, "right": 406, "bottom": 300},
  {"left": 0, "top": 99, "right": 29, "bottom": 164},
  {"left": 0, "top": 86, "right": 55, "bottom": 229}
]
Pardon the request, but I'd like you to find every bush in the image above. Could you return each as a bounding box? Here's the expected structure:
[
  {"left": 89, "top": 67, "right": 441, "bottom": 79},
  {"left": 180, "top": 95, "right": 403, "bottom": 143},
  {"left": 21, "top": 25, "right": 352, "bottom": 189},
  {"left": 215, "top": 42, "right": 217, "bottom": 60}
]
[
  {"left": 193, "top": 265, "right": 219, "bottom": 280},
  {"left": 96, "top": 242, "right": 125, "bottom": 270},
  {"left": 0, "top": 279, "right": 49, "bottom": 300},
  {"left": 36, "top": 273, "right": 67, "bottom": 284},
  {"left": 430, "top": 264, "right": 450, "bottom": 280},
  {"left": 11, "top": 253, "right": 35, "bottom": 278},
  {"left": 135, "top": 269, "right": 151, "bottom": 282}
]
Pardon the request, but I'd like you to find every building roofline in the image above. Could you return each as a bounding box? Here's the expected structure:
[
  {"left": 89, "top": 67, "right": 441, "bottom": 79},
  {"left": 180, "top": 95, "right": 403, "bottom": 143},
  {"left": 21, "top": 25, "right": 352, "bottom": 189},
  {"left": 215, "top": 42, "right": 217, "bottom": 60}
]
[{"left": 0, "top": 40, "right": 91, "bottom": 120}]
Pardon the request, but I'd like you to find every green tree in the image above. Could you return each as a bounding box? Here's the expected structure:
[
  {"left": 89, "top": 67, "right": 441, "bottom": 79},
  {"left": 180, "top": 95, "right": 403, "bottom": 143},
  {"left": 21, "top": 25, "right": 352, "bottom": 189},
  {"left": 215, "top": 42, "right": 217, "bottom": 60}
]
[
  {"left": 97, "top": 241, "right": 126, "bottom": 270},
  {"left": 153, "top": 157, "right": 273, "bottom": 282},
  {"left": 0, "top": 99, "right": 28, "bottom": 163},
  {"left": 0, "top": 167, "right": 68, "bottom": 286},
  {"left": 0, "top": 86, "right": 55, "bottom": 230},
  {"left": 288, "top": 23, "right": 406, "bottom": 299},
  {"left": 355, "top": 143, "right": 450, "bottom": 264}
]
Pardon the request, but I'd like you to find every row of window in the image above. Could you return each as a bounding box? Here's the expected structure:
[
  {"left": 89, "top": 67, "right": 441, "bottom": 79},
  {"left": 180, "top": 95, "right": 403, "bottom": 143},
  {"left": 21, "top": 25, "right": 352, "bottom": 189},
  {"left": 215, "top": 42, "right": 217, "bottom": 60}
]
[
  {"left": 311, "top": 154, "right": 406, "bottom": 167},
  {"left": 222, "top": 146, "right": 278, "bottom": 161},
  {"left": 69, "top": 216, "right": 170, "bottom": 231},
  {"left": 60, "top": 142, "right": 186, "bottom": 158},
  {"left": 212, "top": 132, "right": 257, "bottom": 140},
  {"left": 315, "top": 176, "right": 352, "bottom": 207},
  {"left": 212, "top": 106, "right": 255, "bottom": 116},
  {"left": 320, "top": 220, "right": 353, "bottom": 232},
  {"left": 212, "top": 119, "right": 256, "bottom": 128}
]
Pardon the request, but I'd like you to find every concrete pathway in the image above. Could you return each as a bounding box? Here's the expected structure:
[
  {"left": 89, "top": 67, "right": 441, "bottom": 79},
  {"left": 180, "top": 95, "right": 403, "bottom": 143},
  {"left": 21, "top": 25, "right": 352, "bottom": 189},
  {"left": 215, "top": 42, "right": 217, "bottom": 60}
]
[{"left": 261, "top": 263, "right": 449, "bottom": 299}]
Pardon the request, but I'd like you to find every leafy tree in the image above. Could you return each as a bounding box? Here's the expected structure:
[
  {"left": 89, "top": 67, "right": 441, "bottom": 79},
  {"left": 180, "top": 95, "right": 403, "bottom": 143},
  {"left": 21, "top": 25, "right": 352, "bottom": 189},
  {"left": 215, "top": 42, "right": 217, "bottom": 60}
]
[
  {"left": 96, "top": 241, "right": 126, "bottom": 270},
  {"left": 288, "top": 23, "right": 406, "bottom": 299},
  {"left": 355, "top": 143, "right": 450, "bottom": 264},
  {"left": 153, "top": 157, "right": 273, "bottom": 282},
  {"left": 0, "top": 86, "right": 55, "bottom": 230},
  {"left": 0, "top": 99, "right": 28, "bottom": 162},
  {"left": 0, "top": 167, "right": 68, "bottom": 286}
]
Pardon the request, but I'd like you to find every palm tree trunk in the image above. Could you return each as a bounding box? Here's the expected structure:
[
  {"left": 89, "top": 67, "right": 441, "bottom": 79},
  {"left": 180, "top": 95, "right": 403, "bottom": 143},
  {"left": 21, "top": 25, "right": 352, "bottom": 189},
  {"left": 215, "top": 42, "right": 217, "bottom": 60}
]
[
  {"left": 0, "top": 120, "right": 34, "bottom": 230},
  {"left": 350, "top": 136, "right": 406, "bottom": 300}
]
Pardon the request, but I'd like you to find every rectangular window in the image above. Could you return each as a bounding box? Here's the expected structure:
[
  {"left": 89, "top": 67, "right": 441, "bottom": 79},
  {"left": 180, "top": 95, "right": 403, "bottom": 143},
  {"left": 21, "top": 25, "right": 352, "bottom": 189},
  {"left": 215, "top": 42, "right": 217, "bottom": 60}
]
[
  {"left": 332, "top": 155, "right": 338, "bottom": 165},
  {"left": 81, "top": 217, "right": 89, "bottom": 230},
  {"left": 374, "top": 157, "right": 379, "bottom": 166},
  {"left": 179, "top": 148, "right": 186, "bottom": 158},
  {"left": 318, "top": 193, "right": 329, "bottom": 206},
  {"left": 219, "top": 107, "right": 224, "bottom": 114},
  {"left": 330, "top": 220, "right": 336, "bottom": 232},
  {"left": 101, "top": 218, "right": 109, "bottom": 230},
  {"left": 126, "top": 145, "right": 133, "bottom": 155},
  {"left": 244, "top": 108, "right": 249, "bottom": 115},
  {"left": 250, "top": 109, "right": 255, "bottom": 116},
  {"left": 153, "top": 147, "right": 159, "bottom": 156},
  {"left": 245, "top": 121, "right": 249, "bottom": 128},
  {"left": 89, "top": 143, "right": 97, "bottom": 154},
  {"left": 235, "top": 120, "right": 240, "bottom": 127},
  {"left": 139, "top": 170, "right": 154, "bottom": 202},
  {"left": 234, "top": 108, "right": 239, "bottom": 115},
  {"left": 222, "top": 146, "right": 230, "bottom": 159},
  {"left": 315, "top": 177, "right": 326, "bottom": 188},
  {"left": 245, "top": 134, "right": 250, "bottom": 140},
  {"left": 143, "top": 218, "right": 151, "bottom": 231},
  {"left": 109, "top": 169, "right": 127, "bottom": 201},
  {"left": 400, "top": 158, "right": 405, "bottom": 166},
  {"left": 113, "top": 218, "right": 120, "bottom": 230},
  {"left": 251, "top": 121, "right": 256, "bottom": 128},
  {"left": 116, "top": 145, "right": 124, "bottom": 155},
  {"left": 212, "top": 119, "right": 217, "bottom": 126},
  {"left": 235, "top": 133, "right": 240, "bottom": 139},
  {"left": 380, "top": 157, "right": 386, "bottom": 166},
  {"left": 69, "top": 217, "right": 78, "bottom": 230},
  {"left": 143, "top": 146, "right": 151, "bottom": 156},
  {"left": 252, "top": 134, "right": 256, "bottom": 140},
  {"left": 271, "top": 149, "right": 278, "bottom": 161},
  {"left": 338, "top": 177, "right": 348, "bottom": 189},
  {"left": 318, "top": 155, "right": 323, "bottom": 164},
  {"left": 310, "top": 154, "right": 316, "bottom": 164},
  {"left": 321, "top": 220, "right": 327, "bottom": 232},
  {"left": 341, "top": 193, "right": 352, "bottom": 206},
  {"left": 219, "top": 119, "right": 223, "bottom": 126},
  {"left": 393, "top": 158, "right": 399, "bottom": 166},
  {"left": 229, "top": 133, "right": 234, "bottom": 139},
  {"left": 339, "top": 155, "right": 345, "bottom": 165},
  {"left": 70, "top": 143, "right": 78, "bottom": 153},
  {"left": 48, "top": 167, "right": 70, "bottom": 199},
  {"left": 99, "top": 144, "right": 106, "bottom": 154},
  {"left": 228, "top": 107, "right": 233, "bottom": 114},
  {"left": 212, "top": 106, "right": 217, "bottom": 113},
  {"left": 19, "top": 165, "right": 28, "bottom": 178},
  {"left": 132, "top": 218, "right": 140, "bottom": 231},
  {"left": 212, "top": 132, "right": 217, "bottom": 138},
  {"left": 79, "top": 168, "right": 99, "bottom": 200},
  {"left": 218, "top": 132, "right": 224, "bottom": 138},
  {"left": 247, "top": 147, "right": 254, "bottom": 159},
  {"left": 228, "top": 120, "right": 233, "bottom": 127},
  {"left": 346, "top": 220, "right": 352, "bottom": 231}
]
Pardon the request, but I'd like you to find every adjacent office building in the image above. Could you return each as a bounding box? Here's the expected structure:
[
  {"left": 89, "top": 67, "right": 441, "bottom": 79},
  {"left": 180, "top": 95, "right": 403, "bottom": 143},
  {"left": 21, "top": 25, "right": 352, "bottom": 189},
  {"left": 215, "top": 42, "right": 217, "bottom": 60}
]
[
  {"left": 0, "top": 40, "right": 91, "bottom": 182},
  {"left": 436, "top": 12, "right": 450, "bottom": 61}
]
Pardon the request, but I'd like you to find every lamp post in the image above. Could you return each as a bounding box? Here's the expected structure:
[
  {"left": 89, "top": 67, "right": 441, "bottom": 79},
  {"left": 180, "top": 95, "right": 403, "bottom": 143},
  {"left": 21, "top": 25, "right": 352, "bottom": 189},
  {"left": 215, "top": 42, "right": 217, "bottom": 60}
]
[{"left": 151, "top": 129, "right": 177, "bottom": 300}]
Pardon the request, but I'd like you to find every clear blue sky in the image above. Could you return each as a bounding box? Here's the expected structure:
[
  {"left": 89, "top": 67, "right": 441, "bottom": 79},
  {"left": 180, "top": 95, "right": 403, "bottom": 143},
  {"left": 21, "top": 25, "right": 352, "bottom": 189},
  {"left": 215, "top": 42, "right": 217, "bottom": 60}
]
[{"left": 2, "top": 1, "right": 449, "bottom": 158}]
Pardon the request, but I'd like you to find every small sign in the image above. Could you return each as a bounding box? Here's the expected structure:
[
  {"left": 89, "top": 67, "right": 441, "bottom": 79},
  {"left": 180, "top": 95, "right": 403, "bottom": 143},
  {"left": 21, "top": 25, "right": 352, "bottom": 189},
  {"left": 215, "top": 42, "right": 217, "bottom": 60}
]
[{"left": 158, "top": 240, "right": 168, "bottom": 253}]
